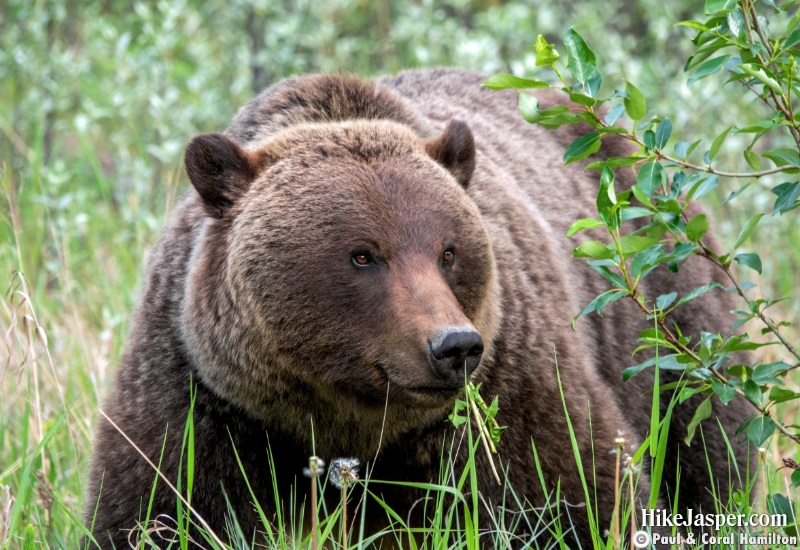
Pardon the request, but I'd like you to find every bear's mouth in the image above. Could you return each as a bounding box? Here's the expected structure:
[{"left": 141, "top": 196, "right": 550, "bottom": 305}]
[
  {"left": 401, "top": 384, "right": 462, "bottom": 404},
  {"left": 373, "top": 362, "right": 462, "bottom": 406}
]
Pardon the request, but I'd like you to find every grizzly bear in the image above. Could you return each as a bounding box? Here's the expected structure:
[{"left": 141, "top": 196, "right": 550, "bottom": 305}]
[{"left": 85, "top": 69, "right": 751, "bottom": 547}]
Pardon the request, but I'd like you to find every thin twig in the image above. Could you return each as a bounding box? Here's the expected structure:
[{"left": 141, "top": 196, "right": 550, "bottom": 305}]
[{"left": 470, "top": 396, "right": 501, "bottom": 485}]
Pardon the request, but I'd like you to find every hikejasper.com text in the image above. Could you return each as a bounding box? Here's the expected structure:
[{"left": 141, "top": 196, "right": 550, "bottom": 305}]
[{"left": 641, "top": 508, "right": 787, "bottom": 532}]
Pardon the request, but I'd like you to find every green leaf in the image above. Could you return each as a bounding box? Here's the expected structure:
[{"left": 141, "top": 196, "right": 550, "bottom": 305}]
[
  {"left": 743, "top": 148, "right": 762, "bottom": 171},
  {"left": 656, "top": 292, "right": 678, "bottom": 311},
  {"left": 564, "top": 132, "right": 601, "bottom": 164},
  {"left": 711, "top": 381, "right": 737, "bottom": 405},
  {"left": 768, "top": 493, "right": 795, "bottom": 518},
  {"left": 753, "top": 362, "right": 791, "bottom": 384},
  {"left": 564, "top": 28, "right": 602, "bottom": 97},
  {"left": 746, "top": 415, "right": 776, "bottom": 446},
  {"left": 535, "top": 34, "right": 560, "bottom": 66},
  {"left": 734, "top": 253, "right": 762, "bottom": 274},
  {"left": 771, "top": 182, "right": 800, "bottom": 215},
  {"left": 518, "top": 93, "right": 581, "bottom": 129},
  {"left": 636, "top": 160, "right": 664, "bottom": 198},
  {"left": 655, "top": 117, "right": 672, "bottom": 149},
  {"left": 623, "top": 81, "right": 646, "bottom": 120},
  {"left": 674, "top": 139, "right": 702, "bottom": 160},
  {"left": 687, "top": 173, "right": 718, "bottom": 200},
  {"left": 678, "top": 20, "right": 713, "bottom": 33},
  {"left": 596, "top": 166, "right": 619, "bottom": 230},
  {"left": 733, "top": 213, "right": 764, "bottom": 249},
  {"left": 738, "top": 63, "right": 783, "bottom": 94},
  {"left": 643, "top": 130, "right": 656, "bottom": 150},
  {"left": 586, "top": 156, "right": 640, "bottom": 171},
  {"left": 604, "top": 104, "right": 625, "bottom": 126},
  {"left": 769, "top": 387, "right": 799, "bottom": 404},
  {"left": 727, "top": 9, "right": 744, "bottom": 38},
  {"left": 668, "top": 242, "right": 698, "bottom": 272},
  {"left": 744, "top": 379, "right": 763, "bottom": 406},
  {"left": 684, "top": 397, "right": 713, "bottom": 445},
  {"left": 686, "top": 214, "right": 708, "bottom": 242},
  {"left": 630, "top": 243, "right": 665, "bottom": 278},
  {"left": 575, "top": 289, "right": 627, "bottom": 319},
  {"left": 636, "top": 356, "right": 685, "bottom": 380},
  {"left": 688, "top": 55, "right": 730, "bottom": 85},
  {"left": 784, "top": 26, "right": 800, "bottom": 50},
  {"left": 763, "top": 148, "right": 800, "bottom": 168},
  {"left": 709, "top": 127, "right": 731, "bottom": 160},
  {"left": 705, "top": 0, "right": 736, "bottom": 14},
  {"left": 675, "top": 282, "right": 722, "bottom": 308},
  {"left": 722, "top": 335, "right": 770, "bottom": 353},
  {"left": 569, "top": 92, "right": 596, "bottom": 107},
  {"left": 482, "top": 74, "right": 550, "bottom": 90},
  {"left": 573, "top": 240, "right": 615, "bottom": 259},
  {"left": 722, "top": 181, "right": 752, "bottom": 204},
  {"left": 567, "top": 218, "right": 604, "bottom": 237},
  {"left": 621, "top": 207, "right": 653, "bottom": 221},
  {"left": 733, "top": 119, "right": 780, "bottom": 133},
  {"left": 619, "top": 235, "right": 659, "bottom": 258},
  {"left": 587, "top": 261, "right": 626, "bottom": 288}
]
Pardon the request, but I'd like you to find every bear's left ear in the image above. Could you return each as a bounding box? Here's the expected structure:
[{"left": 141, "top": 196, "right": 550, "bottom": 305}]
[
  {"left": 424, "top": 119, "right": 476, "bottom": 188},
  {"left": 184, "top": 133, "right": 270, "bottom": 218}
]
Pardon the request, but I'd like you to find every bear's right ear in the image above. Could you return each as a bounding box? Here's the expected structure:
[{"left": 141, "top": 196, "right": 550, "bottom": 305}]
[{"left": 184, "top": 133, "right": 267, "bottom": 218}]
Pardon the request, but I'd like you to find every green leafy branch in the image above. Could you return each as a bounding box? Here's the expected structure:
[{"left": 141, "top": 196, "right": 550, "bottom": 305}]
[
  {"left": 485, "top": 0, "right": 800, "bottom": 449},
  {"left": 449, "top": 381, "right": 507, "bottom": 484}
]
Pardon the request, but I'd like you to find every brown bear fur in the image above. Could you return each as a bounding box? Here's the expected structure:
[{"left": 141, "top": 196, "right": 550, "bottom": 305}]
[{"left": 85, "top": 70, "right": 751, "bottom": 547}]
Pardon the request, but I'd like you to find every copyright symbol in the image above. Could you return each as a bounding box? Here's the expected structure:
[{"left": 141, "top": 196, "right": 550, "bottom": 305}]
[{"left": 633, "top": 530, "right": 651, "bottom": 548}]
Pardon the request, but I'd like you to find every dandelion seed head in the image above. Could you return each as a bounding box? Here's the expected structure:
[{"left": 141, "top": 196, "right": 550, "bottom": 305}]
[
  {"left": 622, "top": 453, "right": 641, "bottom": 475},
  {"left": 303, "top": 456, "right": 325, "bottom": 478},
  {"left": 328, "top": 457, "right": 360, "bottom": 489}
]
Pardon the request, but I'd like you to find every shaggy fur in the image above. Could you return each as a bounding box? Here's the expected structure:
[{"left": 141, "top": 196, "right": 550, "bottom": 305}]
[{"left": 85, "top": 70, "right": 751, "bottom": 547}]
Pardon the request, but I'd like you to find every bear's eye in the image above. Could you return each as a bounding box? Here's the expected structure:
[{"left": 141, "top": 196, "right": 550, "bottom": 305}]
[
  {"left": 442, "top": 249, "right": 455, "bottom": 264},
  {"left": 352, "top": 252, "right": 373, "bottom": 267}
]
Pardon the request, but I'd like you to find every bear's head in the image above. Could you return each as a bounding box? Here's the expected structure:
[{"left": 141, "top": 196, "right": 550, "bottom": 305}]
[{"left": 181, "top": 119, "right": 500, "bottom": 447}]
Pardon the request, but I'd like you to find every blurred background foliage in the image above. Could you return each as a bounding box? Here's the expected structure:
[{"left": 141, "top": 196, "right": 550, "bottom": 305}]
[{"left": 1, "top": 0, "right": 797, "bottom": 546}]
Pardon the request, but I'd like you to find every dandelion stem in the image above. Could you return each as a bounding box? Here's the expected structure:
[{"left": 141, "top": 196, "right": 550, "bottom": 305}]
[
  {"left": 311, "top": 474, "right": 318, "bottom": 550},
  {"left": 611, "top": 437, "right": 625, "bottom": 549},
  {"left": 305, "top": 456, "right": 325, "bottom": 550},
  {"left": 629, "top": 472, "right": 636, "bottom": 550},
  {"left": 341, "top": 486, "right": 348, "bottom": 549}
]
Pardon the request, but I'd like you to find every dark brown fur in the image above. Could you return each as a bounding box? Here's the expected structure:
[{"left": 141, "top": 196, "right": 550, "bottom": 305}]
[{"left": 86, "top": 70, "right": 751, "bottom": 547}]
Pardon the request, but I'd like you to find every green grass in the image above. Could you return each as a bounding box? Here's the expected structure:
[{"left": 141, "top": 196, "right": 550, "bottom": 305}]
[{"left": 2, "top": 1, "right": 800, "bottom": 548}]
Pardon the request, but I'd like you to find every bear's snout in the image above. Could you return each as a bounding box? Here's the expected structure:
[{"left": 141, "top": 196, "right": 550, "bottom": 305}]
[{"left": 427, "top": 325, "right": 483, "bottom": 385}]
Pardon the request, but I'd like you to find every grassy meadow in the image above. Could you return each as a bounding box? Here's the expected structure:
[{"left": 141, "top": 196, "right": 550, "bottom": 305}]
[{"left": 2, "top": 0, "right": 799, "bottom": 547}]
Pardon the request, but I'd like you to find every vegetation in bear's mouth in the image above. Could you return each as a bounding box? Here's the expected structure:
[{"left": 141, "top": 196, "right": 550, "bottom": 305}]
[{"left": 3, "top": 0, "right": 800, "bottom": 548}]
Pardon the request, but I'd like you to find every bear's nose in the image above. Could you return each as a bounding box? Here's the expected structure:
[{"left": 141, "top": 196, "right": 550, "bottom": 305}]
[{"left": 428, "top": 325, "right": 484, "bottom": 385}]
